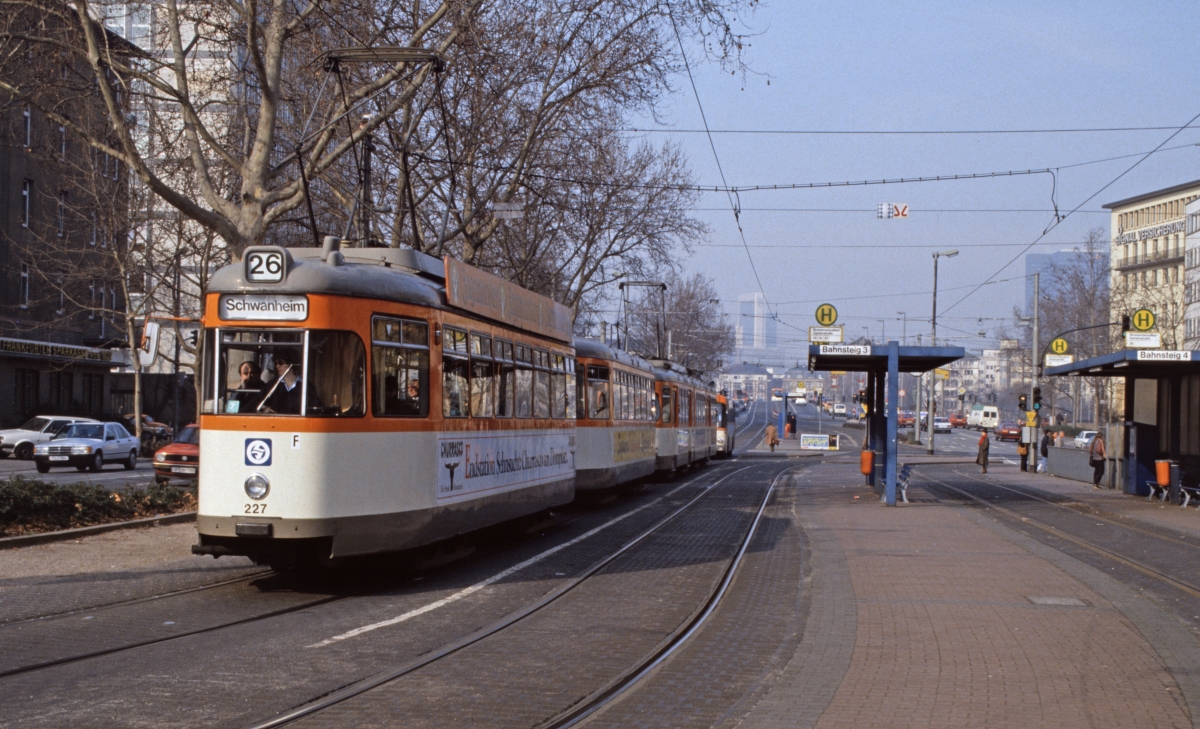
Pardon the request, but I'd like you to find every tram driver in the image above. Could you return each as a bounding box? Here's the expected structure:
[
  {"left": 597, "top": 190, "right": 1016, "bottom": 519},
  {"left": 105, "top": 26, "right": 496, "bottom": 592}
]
[{"left": 257, "top": 348, "right": 320, "bottom": 414}]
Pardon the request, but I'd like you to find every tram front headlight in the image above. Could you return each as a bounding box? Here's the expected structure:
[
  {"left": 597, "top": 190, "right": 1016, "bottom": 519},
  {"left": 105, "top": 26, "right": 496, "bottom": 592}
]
[{"left": 244, "top": 473, "right": 270, "bottom": 500}]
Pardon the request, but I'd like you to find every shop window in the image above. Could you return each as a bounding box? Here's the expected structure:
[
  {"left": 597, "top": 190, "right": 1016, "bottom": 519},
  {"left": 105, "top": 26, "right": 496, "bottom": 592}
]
[{"left": 14, "top": 369, "right": 39, "bottom": 415}]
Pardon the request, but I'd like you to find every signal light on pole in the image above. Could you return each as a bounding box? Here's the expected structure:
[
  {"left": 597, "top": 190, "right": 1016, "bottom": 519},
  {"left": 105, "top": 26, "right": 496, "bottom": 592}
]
[
  {"left": 1032, "top": 387, "right": 1042, "bottom": 411},
  {"left": 1018, "top": 394, "right": 1028, "bottom": 412},
  {"left": 1121, "top": 314, "right": 1131, "bottom": 333}
]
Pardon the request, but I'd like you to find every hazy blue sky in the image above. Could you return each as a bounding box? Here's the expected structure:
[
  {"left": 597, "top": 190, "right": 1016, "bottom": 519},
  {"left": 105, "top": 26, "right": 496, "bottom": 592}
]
[{"left": 630, "top": 0, "right": 1200, "bottom": 362}]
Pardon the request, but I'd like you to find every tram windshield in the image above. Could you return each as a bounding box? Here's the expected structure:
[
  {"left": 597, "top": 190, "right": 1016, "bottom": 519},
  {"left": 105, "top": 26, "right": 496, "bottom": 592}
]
[{"left": 204, "top": 329, "right": 365, "bottom": 417}]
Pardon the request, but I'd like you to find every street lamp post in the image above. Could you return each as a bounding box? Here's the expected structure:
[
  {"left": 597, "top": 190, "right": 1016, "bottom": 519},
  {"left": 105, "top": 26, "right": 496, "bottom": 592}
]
[{"left": 927, "top": 249, "right": 959, "bottom": 455}]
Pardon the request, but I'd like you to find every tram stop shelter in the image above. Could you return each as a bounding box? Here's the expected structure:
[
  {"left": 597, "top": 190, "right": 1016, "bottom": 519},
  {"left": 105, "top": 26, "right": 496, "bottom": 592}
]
[
  {"left": 808, "top": 342, "right": 965, "bottom": 506},
  {"left": 1045, "top": 350, "right": 1200, "bottom": 497}
]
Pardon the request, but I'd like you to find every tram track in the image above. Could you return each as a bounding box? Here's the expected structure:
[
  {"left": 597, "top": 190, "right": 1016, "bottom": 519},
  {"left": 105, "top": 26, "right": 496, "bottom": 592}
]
[
  {"left": 245, "top": 461, "right": 796, "bottom": 729},
  {"left": 0, "top": 459, "right": 753, "bottom": 683},
  {"left": 917, "top": 470, "right": 1200, "bottom": 600}
]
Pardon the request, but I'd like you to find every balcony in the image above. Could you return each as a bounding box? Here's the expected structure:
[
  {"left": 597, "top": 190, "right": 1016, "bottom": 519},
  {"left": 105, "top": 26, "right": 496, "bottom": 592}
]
[{"left": 1116, "top": 248, "right": 1183, "bottom": 271}]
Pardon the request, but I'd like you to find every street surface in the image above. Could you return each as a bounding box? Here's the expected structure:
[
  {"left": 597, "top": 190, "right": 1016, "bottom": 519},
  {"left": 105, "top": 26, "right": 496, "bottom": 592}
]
[
  {"left": 0, "top": 456, "right": 157, "bottom": 488},
  {"left": 3, "top": 402, "right": 1199, "bottom": 728}
]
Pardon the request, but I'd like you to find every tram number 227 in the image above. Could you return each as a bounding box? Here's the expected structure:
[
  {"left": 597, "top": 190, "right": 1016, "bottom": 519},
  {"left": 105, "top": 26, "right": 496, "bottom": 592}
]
[
  {"left": 244, "top": 503, "right": 268, "bottom": 514},
  {"left": 246, "top": 250, "right": 284, "bottom": 283}
]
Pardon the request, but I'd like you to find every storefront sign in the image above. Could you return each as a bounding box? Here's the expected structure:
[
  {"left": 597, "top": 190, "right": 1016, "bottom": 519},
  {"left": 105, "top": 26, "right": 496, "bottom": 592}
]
[
  {"left": 218, "top": 294, "right": 309, "bottom": 321},
  {"left": 0, "top": 337, "right": 115, "bottom": 362},
  {"left": 800, "top": 433, "right": 839, "bottom": 450},
  {"left": 1115, "top": 219, "right": 1185, "bottom": 245}
]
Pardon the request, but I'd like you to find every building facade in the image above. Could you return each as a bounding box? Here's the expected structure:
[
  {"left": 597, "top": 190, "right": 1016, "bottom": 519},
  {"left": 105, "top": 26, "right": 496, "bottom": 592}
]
[
  {"left": 736, "top": 293, "right": 777, "bottom": 354},
  {"left": 0, "top": 11, "right": 134, "bottom": 427},
  {"left": 717, "top": 363, "right": 771, "bottom": 401},
  {"left": 1104, "top": 180, "right": 1200, "bottom": 349},
  {"left": 1186, "top": 198, "right": 1200, "bottom": 350}
]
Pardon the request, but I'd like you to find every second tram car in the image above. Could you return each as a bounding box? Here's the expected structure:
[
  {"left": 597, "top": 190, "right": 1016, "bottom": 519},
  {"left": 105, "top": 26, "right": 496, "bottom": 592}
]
[
  {"left": 714, "top": 394, "right": 735, "bottom": 458},
  {"left": 573, "top": 339, "right": 658, "bottom": 490}
]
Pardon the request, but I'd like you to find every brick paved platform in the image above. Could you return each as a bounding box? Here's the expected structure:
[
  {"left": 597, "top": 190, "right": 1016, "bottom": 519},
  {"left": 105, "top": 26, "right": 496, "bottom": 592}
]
[{"left": 734, "top": 462, "right": 1200, "bottom": 729}]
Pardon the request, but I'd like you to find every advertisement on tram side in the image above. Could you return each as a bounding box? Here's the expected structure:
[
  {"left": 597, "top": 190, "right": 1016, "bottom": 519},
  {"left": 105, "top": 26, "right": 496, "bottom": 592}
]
[{"left": 437, "top": 431, "right": 574, "bottom": 501}]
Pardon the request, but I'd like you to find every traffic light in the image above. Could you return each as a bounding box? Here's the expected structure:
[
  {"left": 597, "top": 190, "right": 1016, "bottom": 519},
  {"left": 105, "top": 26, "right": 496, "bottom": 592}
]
[
  {"left": 185, "top": 329, "right": 199, "bottom": 347},
  {"left": 1032, "top": 387, "right": 1042, "bottom": 411},
  {"left": 1018, "top": 394, "right": 1028, "bottom": 411},
  {"left": 1121, "top": 314, "right": 1131, "bottom": 333}
]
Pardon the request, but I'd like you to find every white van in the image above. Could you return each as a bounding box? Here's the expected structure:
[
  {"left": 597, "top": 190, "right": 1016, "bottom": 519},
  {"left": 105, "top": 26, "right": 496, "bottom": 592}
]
[{"left": 967, "top": 405, "right": 999, "bottom": 431}]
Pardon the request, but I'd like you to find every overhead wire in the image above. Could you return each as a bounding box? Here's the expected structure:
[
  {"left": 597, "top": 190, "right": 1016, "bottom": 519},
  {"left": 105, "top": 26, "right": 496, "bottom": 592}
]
[
  {"left": 666, "top": 9, "right": 774, "bottom": 322},
  {"left": 939, "top": 110, "right": 1200, "bottom": 316},
  {"left": 617, "top": 125, "right": 1200, "bottom": 135}
]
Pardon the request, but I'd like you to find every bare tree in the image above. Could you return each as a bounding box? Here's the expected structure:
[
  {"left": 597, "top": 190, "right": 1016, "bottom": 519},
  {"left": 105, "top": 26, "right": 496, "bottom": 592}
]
[{"left": 617, "top": 271, "right": 733, "bottom": 375}]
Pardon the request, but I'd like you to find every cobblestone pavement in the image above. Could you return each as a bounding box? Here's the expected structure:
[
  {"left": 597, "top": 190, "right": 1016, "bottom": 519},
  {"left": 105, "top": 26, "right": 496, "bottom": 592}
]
[
  {"left": 8, "top": 450, "right": 1200, "bottom": 729},
  {"left": 733, "top": 462, "right": 1198, "bottom": 729}
]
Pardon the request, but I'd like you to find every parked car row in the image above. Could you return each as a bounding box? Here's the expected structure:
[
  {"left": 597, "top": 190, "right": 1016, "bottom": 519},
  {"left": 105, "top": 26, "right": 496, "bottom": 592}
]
[{"left": 1, "top": 413, "right": 199, "bottom": 482}]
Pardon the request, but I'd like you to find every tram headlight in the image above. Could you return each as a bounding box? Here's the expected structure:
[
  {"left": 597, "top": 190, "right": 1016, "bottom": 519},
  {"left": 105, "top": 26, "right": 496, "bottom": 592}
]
[{"left": 244, "top": 473, "right": 270, "bottom": 500}]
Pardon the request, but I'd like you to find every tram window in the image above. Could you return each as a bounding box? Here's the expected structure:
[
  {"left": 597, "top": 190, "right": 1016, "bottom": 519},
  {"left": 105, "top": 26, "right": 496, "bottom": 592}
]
[
  {"left": 650, "top": 385, "right": 660, "bottom": 421},
  {"left": 470, "top": 334, "right": 494, "bottom": 418},
  {"left": 533, "top": 349, "right": 550, "bottom": 418},
  {"left": 587, "top": 365, "right": 610, "bottom": 420},
  {"left": 565, "top": 357, "right": 576, "bottom": 420},
  {"left": 373, "top": 316, "right": 430, "bottom": 418},
  {"left": 661, "top": 386, "right": 673, "bottom": 424},
  {"left": 496, "top": 339, "right": 514, "bottom": 418},
  {"left": 575, "top": 363, "right": 587, "bottom": 419},
  {"left": 211, "top": 329, "right": 365, "bottom": 417},
  {"left": 515, "top": 345, "right": 533, "bottom": 418},
  {"left": 307, "top": 331, "right": 366, "bottom": 417},
  {"left": 201, "top": 329, "right": 216, "bottom": 414},
  {"left": 715, "top": 403, "right": 726, "bottom": 428},
  {"left": 550, "top": 354, "right": 567, "bottom": 419},
  {"left": 680, "top": 390, "right": 690, "bottom": 426},
  {"left": 443, "top": 327, "right": 469, "bottom": 417}
]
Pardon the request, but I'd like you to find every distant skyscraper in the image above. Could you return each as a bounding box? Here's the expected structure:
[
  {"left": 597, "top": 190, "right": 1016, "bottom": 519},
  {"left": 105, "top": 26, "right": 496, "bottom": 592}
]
[{"left": 737, "top": 293, "right": 777, "bottom": 351}]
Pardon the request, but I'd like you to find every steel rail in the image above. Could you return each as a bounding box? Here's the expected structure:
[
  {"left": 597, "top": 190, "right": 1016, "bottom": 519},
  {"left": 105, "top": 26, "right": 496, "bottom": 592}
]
[
  {"left": 540, "top": 466, "right": 792, "bottom": 728},
  {"left": 919, "top": 473, "right": 1200, "bottom": 600},
  {"left": 246, "top": 463, "right": 779, "bottom": 729},
  {"left": 949, "top": 468, "right": 1200, "bottom": 549}
]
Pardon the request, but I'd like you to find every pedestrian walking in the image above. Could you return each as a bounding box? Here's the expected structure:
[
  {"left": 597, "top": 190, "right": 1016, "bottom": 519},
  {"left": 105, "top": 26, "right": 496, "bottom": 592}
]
[
  {"left": 765, "top": 422, "right": 780, "bottom": 452},
  {"left": 1038, "top": 430, "right": 1051, "bottom": 473},
  {"left": 1054, "top": 430, "right": 1064, "bottom": 448},
  {"left": 1017, "top": 440, "right": 1029, "bottom": 472},
  {"left": 976, "top": 429, "right": 990, "bottom": 474},
  {"left": 1089, "top": 431, "right": 1106, "bottom": 488}
]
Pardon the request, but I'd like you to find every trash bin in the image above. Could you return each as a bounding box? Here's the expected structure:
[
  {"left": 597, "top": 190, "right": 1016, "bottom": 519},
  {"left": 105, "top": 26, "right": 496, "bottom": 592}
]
[
  {"left": 861, "top": 450, "right": 874, "bottom": 476},
  {"left": 1156, "top": 460, "right": 1171, "bottom": 487}
]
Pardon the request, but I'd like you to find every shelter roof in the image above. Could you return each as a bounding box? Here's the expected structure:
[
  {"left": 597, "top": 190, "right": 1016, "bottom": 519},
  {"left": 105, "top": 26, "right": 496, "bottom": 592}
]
[
  {"left": 1044, "top": 349, "right": 1198, "bottom": 378},
  {"left": 807, "top": 344, "right": 964, "bottom": 373}
]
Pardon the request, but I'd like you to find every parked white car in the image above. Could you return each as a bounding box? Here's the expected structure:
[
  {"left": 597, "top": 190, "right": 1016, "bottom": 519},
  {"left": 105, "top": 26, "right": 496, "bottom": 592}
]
[
  {"left": 0, "top": 416, "right": 98, "bottom": 460},
  {"left": 1074, "top": 430, "right": 1098, "bottom": 449},
  {"left": 833, "top": 403, "right": 846, "bottom": 416},
  {"left": 33, "top": 422, "right": 140, "bottom": 473}
]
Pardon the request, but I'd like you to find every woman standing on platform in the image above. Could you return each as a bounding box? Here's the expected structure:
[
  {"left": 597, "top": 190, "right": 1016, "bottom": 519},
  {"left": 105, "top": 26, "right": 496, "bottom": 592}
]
[
  {"left": 1089, "top": 431, "right": 1107, "bottom": 488},
  {"left": 976, "top": 429, "right": 990, "bottom": 474}
]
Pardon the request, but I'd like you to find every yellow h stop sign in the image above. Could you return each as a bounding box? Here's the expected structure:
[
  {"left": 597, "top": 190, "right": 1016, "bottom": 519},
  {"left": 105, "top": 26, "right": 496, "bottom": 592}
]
[
  {"left": 815, "top": 303, "right": 838, "bottom": 326},
  {"left": 1132, "top": 308, "right": 1155, "bottom": 331},
  {"left": 1049, "top": 337, "right": 1069, "bottom": 355}
]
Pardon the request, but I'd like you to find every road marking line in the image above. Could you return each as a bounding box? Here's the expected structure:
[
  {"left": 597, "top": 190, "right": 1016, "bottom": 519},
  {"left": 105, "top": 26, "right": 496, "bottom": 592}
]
[{"left": 307, "top": 469, "right": 723, "bottom": 648}]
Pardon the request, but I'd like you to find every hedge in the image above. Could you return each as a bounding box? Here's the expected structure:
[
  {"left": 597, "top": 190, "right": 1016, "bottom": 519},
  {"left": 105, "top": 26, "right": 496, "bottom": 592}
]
[{"left": 0, "top": 477, "right": 196, "bottom": 537}]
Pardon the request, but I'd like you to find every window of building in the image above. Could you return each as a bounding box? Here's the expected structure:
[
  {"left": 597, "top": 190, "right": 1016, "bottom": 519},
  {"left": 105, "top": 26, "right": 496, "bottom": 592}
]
[
  {"left": 48, "top": 371, "right": 73, "bottom": 409},
  {"left": 19, "top": 264, "right": 30, "bottom": 308},
  {"left": 90, "top": 213, "right": 97, "bottom": 246},
  {"left": 56, "top": 275, "right": 64, "bottom": 315},
  {"left": 14, "top": 369, "right": 39, "bottom": 416},
  {"left": 21, "top": 180, "right": 31, "bottom": 227},
  {"left": 81, "top": 373, "right": 104, "bottom": 414},
  {"left": 57, "top": 191, "right": 67, "bottom": 237},
  {"left": 23, "top": 106, "right": 31, "bottom": 147},
  {"left": 89, "top": 280, "right": 97, "bottom": 319}
]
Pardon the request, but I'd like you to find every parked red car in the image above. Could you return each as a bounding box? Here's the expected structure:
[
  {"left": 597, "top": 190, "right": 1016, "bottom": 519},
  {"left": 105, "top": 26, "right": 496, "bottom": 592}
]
[
  {"left": 153, "top": 424, "right": 199, "bottom": 484},
  {"left": 949, "top": 413, "right": 967, "bottom": 428},
  {"left": 995, "top": 421, "right": 1022, "bottom": 442}
]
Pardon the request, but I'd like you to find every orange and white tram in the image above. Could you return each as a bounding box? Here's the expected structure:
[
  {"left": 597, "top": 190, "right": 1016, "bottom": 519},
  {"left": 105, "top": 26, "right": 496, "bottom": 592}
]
[
  {"left": 193, "top": 241, "right": 577, "bottom": 567},
  {"left": 651, "top": 362, "right": 718, "bottom": 474},
  {"left": 714, "top": 393, "right": 735, "bottom": 458},
  {"left": 572, "top": 339, "right": 658, "bottom": 490}
]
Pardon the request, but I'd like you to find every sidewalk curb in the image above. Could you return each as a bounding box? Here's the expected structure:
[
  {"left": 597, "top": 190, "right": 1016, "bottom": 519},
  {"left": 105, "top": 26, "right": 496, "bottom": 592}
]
[{"left": 0, "top": 511, "right": 197, "bottom": 550}]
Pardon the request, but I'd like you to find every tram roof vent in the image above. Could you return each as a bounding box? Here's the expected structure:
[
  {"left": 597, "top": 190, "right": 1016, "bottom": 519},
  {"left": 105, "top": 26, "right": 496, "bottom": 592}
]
[{"left": 313, "top": 247, "right": 446, "bottom": 282}]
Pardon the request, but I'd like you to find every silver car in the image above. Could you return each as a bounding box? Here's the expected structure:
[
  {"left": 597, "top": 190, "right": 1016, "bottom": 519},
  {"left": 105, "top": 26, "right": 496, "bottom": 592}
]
[
  {"left": 0, "top": 416, "right": 98, "bottom": 460},
  {"left": 33, "top": 422, "right": 140, "bottom": 473}
]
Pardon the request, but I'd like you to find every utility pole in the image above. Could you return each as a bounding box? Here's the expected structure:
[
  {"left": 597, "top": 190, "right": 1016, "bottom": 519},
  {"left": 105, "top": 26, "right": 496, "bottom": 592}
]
[
  {"left": 928, "top": 250, "right": 958, "bottom": 455},
  {"left": 1030, "top": 272, "right": 1039, "bottom": 446}
]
